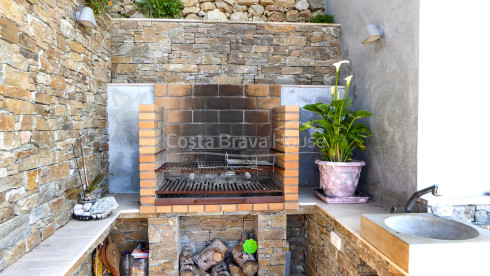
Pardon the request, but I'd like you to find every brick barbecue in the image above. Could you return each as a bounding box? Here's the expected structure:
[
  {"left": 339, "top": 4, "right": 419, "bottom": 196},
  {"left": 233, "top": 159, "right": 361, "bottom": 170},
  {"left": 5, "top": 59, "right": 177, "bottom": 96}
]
[{"left": 138, "top": 84, "right": 299, "bottom": 213}]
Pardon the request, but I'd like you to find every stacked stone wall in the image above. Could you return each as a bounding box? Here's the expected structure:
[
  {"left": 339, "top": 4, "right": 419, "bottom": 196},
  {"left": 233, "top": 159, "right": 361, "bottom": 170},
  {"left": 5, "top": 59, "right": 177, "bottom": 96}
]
[
  {"left": 304, "top": 207, "right": 399, "bottom": 276},
  {"left": 111, "top": 19, "right": 340, "bottom": 85},
  {"left": 111, "top": 218, "right": 149, "bottom": 254},
  {"left": 0, "top": 0, "right": 111, "bottom": 271},
  {"left": 287, "top": 214, "right": 306, "bottom": 274}
]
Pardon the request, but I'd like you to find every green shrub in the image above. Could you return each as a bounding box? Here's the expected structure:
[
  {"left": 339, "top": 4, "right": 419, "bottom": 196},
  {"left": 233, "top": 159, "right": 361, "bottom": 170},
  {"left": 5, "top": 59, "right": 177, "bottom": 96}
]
[
  {"left": 86, "top": 0, "right": 113, "bottom": 16},
  {"left": 311, "top": 14, "right": 334, "bottom": 24},
  {"left": 135, "top": 0, "right": 184, "bottom": 18}
]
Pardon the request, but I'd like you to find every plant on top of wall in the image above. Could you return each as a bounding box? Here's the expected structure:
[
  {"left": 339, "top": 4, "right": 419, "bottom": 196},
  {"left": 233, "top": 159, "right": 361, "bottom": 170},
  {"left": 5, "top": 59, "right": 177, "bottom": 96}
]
[
  {"left": 135, "top": 0, "right": 185, "bottom": 19},
  {"left": 311, "top": 14, "right": 334, "bottom": 24},
  {"left": 86, "top": 0, "right": 113, "bottom": 16},
  {"left": 300, "top": 60, "right": 373, "bottom": 199}
]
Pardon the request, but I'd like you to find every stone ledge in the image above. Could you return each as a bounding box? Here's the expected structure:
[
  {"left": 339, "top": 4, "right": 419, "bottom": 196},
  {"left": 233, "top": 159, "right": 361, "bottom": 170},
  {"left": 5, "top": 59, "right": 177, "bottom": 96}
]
[{"left": 109, "top": 16, "right": 341, "bottom": 27}]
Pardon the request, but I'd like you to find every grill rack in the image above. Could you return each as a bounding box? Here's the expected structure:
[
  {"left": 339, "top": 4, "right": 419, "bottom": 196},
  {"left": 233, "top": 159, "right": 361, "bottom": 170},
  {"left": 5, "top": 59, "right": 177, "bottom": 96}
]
[
  {"left": 156, "top": 178, "right": 282, "bottom": 195},
  {"left": 156, "top": 161, "right": 282, "bottom": 173},
  {"left": 155, "top": 178, "right": 284, "bottom": 205}
]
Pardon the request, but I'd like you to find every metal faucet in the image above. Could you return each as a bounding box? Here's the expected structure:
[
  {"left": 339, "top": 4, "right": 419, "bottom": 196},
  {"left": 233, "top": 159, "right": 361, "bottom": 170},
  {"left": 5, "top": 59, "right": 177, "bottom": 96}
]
[{"left": 404, "top": 184, "right": 439, "bottom": 213}]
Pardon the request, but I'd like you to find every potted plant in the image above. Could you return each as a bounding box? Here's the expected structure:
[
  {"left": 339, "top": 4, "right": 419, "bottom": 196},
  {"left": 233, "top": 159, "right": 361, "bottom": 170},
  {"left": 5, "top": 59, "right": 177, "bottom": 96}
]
[{"left": 300, "top": 60, "right": 373, "bottom": 198}]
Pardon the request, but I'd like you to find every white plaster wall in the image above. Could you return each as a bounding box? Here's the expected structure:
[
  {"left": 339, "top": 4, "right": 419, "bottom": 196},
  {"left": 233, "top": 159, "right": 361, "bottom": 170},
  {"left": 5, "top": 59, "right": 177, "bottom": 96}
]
[{"left": 418, "top": 1, "right": 490, "bottom": 195}]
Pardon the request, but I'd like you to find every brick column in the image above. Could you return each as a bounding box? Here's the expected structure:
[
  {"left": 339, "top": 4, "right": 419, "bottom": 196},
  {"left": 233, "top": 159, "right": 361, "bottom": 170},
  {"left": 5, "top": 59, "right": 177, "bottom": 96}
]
[
  {"left": 139, "top": 104, "right": 164, "bottom": 213},
  {"left": 255, "top": 213, "right": 288, "bottom": 276},
  {"left": 272, "top": 105, "right": 300, "bottom": 210},
  {"left": 148, "top": 217, "right": 179, "bottom": 276}
]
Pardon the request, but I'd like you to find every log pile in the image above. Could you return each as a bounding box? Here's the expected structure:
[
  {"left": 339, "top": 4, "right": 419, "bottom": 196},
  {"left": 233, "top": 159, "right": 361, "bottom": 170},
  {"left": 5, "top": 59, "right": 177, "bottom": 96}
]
[{"left": 180, "top": 233, "right": 258, "bottom": 276}]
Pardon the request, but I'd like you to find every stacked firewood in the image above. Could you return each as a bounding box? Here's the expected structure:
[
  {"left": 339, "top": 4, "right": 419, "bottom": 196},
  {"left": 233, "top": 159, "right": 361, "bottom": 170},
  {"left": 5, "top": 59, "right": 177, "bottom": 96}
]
[{"left": 180, "top": 233, "right": 258, "bottom": 276}]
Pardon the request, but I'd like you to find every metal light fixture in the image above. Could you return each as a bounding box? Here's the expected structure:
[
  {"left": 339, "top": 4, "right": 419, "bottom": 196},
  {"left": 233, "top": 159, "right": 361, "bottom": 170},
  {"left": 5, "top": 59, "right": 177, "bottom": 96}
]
[
  {"left": 362, "top": 24, "right": 383, "bottom": 45},
  {"left": 76, "top": 7, "right": 97, "bottom": 29}
]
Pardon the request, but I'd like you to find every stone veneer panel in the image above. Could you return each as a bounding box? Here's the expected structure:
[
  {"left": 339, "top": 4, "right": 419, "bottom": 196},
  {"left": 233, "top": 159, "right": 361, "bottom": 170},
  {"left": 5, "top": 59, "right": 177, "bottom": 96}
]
[
  {"left": 304, "top": 206, "right": 404, "bottom": 276},
  {"left": 111, "top": 218, "right": 149, "bottom": 254},
  {"left": 255, "top": 213, "right": 288, "bottom": 275},
  {"left": 287, "top": 214, "right": 306, "bottom": 274},
  {"left": 0, "top": 0, "right": 111, "bottom": 271},
  {"left": 111, "top": 19, "right": 340, "bottom": 85},
  {"left": 148, "top": 216, "right": 180, "bottom": 276}
]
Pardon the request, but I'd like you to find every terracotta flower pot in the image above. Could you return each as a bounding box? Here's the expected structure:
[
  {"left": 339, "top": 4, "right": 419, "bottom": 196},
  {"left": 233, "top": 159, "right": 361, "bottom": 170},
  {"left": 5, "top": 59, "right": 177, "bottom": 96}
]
[{"left": 315, "top": 160, "right": 366, "bottom": 198}]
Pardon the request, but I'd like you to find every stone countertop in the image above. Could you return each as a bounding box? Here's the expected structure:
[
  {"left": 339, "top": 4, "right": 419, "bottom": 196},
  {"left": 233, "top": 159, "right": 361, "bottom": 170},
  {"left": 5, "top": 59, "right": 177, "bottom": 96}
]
[
  {"left": 1, "top": 190, "right": 392, "bottom": 275},
  {"left": 0, "top": 194, "right": 140, "bottom": 276},
  {"left": 298, "top": 187, "right": 390, "bottom": 234}
]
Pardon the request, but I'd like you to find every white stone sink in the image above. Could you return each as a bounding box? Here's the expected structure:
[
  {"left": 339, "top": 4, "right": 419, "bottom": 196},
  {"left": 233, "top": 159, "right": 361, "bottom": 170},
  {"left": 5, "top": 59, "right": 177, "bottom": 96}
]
[
  {"left": 361, "top": 213, "right": 490, "bottom": 275},
  {"left": 384, "top": 214, "right": 479, "bottom": 240}
]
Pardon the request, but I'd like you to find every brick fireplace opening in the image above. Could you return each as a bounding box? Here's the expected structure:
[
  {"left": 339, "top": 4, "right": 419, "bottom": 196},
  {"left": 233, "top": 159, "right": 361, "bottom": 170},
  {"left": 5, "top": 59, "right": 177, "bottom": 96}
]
[{"left": 138, "top": 84, "right": 299, "bottom": 213}]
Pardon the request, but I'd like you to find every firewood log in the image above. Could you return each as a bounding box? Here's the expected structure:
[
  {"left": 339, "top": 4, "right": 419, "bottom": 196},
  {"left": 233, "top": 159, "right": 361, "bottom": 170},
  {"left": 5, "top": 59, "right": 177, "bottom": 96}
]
[
  {"left": 193, "top": 239, "right": 229, "bottom": 272},
  {"left": 228, "top": 263, "right": 246, "bottom": 276},
  {"left": 180, "top": 251, "right": 203, "bottom": 276},
  {"left": 232, "top": 233, "right": 258, "bottom": 276},
  {"left": 210, "top": 262, "right": 230, "bottom": 276}
]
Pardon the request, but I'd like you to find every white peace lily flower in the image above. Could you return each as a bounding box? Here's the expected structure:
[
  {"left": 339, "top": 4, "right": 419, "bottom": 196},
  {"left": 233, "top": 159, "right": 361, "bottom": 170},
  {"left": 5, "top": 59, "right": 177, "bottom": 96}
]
[{"left": 333, "top": 60, "right": 349, "bottom": 72}]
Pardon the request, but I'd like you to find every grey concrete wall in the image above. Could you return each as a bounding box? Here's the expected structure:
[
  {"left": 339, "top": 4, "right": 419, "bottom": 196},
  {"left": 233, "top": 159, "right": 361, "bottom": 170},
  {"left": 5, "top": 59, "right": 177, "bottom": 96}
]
[
  {"left": 107, "top": 85, "right": 154, "bottom": 193},
  {"left": 281, "top": 85, "right": 343, "bottom": 187},
  {"left": 325, "top": 0, "right": 420, "bottom": 209}
]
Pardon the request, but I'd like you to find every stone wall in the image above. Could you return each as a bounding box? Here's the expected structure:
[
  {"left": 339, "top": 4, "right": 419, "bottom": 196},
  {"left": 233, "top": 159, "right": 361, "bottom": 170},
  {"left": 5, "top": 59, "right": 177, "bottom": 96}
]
[
  {"left": 255, "top": 213, "right": 287, "bottom": 275},
  {"left": 111, "top": 218, "right": 149, "bottom": 254},
  {"left": 304, "top": 207, "right": 400, "bottom": 276},
  {"left": 111, "top": 0, "right": 326, "bottom": 22},
  {"left": 148, "top": 216, "right": 180, "bottom": 275},
  {"left": 111, "top": 19, "right": 340, "bottom": 85},
  {"left": 287, "top": 214, "right": 305, "bottom": 274},
  {"left": 0, "top": 0, "right": 111, "bottom": 271}
]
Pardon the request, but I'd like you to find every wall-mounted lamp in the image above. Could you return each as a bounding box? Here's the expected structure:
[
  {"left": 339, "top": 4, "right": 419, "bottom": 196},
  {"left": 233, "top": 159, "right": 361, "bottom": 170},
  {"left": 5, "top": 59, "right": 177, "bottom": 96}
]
[
  {"left": 76, "top": 7, "right": 97, "bottom": 29},
  {"left": 362, "top": 24, "right": 383, "bottom": 45}
]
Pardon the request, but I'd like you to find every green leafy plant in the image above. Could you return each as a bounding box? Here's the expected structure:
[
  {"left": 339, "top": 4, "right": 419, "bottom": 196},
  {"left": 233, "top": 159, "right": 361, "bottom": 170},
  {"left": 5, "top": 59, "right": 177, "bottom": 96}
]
[
  {"left": 86, "top": 173, "right": 105, "bottom": 193},
  {"left": 86, "top": 0, "right": 113, "bottom": 16},
  {"left": 243, "top": 239, "right": 257, "bottom": 254},
  {"left": 135, "top": 0, "right": 185, "bottom": 19},
  {"left": 311, "top": 14, "right": 334, "bottom": 24},
  {"left": 300, "top": 61, "right": 373, "bottom": 162}
]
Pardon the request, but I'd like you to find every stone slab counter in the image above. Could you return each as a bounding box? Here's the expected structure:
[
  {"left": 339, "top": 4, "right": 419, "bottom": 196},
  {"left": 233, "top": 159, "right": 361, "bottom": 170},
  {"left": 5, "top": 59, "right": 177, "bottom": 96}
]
[
  {"left": 0, "top": 190, "right": 409, "bottom": 276},
  {"left": 110, "top": 18, "right": 341, "bottom": 85}
]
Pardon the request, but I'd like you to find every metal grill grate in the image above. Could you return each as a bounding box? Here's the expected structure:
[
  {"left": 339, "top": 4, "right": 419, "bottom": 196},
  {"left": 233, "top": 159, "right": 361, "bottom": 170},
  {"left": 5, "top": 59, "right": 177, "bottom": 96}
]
[
  {"left": 156, "top": 178, "right": 281, "bottom": 195},
  {"left": 156, "top": 161, "right": 281, "bottom": 173}
]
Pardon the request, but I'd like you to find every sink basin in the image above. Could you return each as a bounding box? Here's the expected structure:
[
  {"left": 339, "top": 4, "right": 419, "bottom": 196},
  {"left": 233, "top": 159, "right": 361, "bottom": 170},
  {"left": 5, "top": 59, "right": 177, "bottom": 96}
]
[
  {"left": 361, "top": 213, "right": 490, "bottom": 275},
  {"left": 384, "top": 215, "right": 479, "bottom": 240}
]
